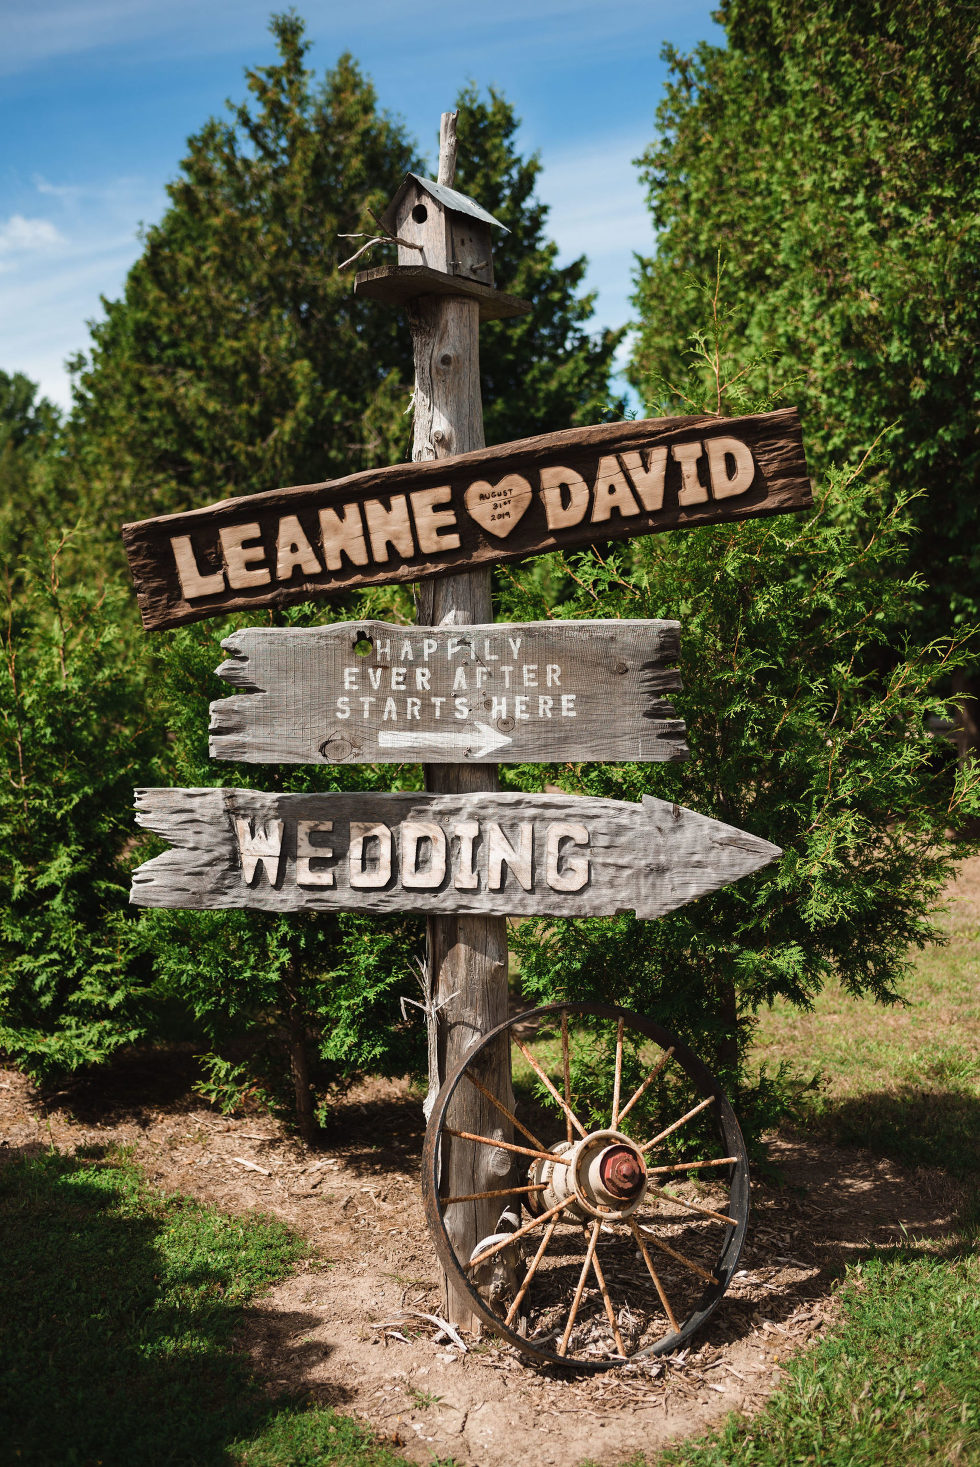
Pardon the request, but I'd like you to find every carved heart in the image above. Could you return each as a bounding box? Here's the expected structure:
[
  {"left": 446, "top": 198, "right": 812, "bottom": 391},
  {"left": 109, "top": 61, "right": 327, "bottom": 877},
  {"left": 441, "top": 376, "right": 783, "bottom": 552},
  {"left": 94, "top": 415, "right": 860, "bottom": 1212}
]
[{"left": 464, "top": 474, "right": 533, "bottom": 538}]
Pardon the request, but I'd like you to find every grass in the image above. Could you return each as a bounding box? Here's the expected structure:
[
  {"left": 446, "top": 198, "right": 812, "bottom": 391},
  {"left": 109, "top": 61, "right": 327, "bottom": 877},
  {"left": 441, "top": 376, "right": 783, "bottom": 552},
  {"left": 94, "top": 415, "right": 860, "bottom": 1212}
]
[
  {"left": 752, "top": 897, "right": 980, "bottom": 1184},
  {"left": 650, "top": 1250, "right": 980, "bottom": 1466},
  {"left": 0, "top": 1144, "right": 434, "bottom": 1466},
  {"left": 598, "top": 867, "right": 980, "bottom": 1466}
]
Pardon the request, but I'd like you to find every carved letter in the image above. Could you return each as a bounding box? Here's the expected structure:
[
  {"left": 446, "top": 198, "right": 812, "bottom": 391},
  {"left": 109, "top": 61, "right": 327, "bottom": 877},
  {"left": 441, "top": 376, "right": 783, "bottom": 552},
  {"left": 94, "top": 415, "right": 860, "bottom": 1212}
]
[
  {"left": 410, "top": 485, "right": 461, "bottom": 553},
  {"left": 706, "top": 437, "right": 756, "bottom": 499},
  {"left": 275, "top": 515, "right": 322, "bottom": 580},
  {"left": 363, "top": 496, "right": 416, "bottom": 562},
  {"left": 400, "top": 821, "right": 447, "bottom": 890},
  {"left": 620, "top": 447, "right": 668, "bottom": 511},
  {"left": 348, "top": 822, "right": 393, "bottom": 888},
  {"left": 540, "top": 465, "right": 589, "bottom": 530},
  {"left": 671, "top": 443, "right": 708, "bottom": 506},
  {"left": 296, "top": 821, "right": 334, "bottom": 886},
  {"left": 318, "top": 503, "right": 369, "bottom": 571},
  {"left": 545, "top": 822, "right": 590, "bottom": 892},
  {"left": 487, "top": 823, "right": 533, "bottom": 891},
  {"left": 591, "top": 455, "right": 640, "bottom": 522},
  {"left": 171, "top": 535, "right": 225, "bottom": 599},
  {"left": 234, "top": 816, "right": 284, "bottom": 886},
  {"left": 453, "top": 821, "right": 480, "bottom": 890},
  {"left": 219, "top": 523, "right": 271, "bottom": 589}
]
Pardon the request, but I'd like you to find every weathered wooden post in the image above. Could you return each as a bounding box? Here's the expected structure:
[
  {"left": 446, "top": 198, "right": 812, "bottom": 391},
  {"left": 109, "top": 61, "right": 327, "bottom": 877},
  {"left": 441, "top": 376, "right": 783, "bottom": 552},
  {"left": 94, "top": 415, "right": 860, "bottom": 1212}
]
[
  {"left": 405, "top": 115, "right": 511, "bottom": 1325},
  {"left": 353, "top": 110, "right": 531, "bottom": 1324}
]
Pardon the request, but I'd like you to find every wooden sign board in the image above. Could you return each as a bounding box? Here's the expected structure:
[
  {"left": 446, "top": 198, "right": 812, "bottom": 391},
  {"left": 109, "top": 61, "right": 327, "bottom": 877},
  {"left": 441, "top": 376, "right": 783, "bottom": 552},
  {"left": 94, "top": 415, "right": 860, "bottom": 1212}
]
[
  {"left": 130, "top": 789, "right": 781, "bottom": 920},
  {"left": 122, "top": 409, "right": 811, "bottom": 631},
  {"left": 210, "top": 619, "right": 687, "bottom": 766}
]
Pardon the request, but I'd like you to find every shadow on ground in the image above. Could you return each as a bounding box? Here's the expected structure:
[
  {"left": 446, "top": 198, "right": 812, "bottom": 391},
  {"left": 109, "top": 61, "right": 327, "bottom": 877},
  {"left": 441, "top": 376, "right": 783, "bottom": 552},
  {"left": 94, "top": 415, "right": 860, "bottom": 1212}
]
[
  {"left": 0, "top": 1145, "right": 335, "bottom": 1466},
  {"left": 809, "top": 1085, "right": 980, "bottom": 1181}
]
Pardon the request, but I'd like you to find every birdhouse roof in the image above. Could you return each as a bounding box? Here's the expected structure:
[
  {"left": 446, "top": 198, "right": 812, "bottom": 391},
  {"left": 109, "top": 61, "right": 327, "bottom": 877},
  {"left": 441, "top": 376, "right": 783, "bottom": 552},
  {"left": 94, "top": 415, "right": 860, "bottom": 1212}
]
[{"left": 381, "top": 173, "right": 510, "bottom": 235}]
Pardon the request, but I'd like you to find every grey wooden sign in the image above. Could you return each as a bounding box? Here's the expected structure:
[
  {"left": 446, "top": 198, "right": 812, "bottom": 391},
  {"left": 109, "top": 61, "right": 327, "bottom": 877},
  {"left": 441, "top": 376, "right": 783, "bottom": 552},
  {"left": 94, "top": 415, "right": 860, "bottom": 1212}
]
[
  {"left": 130, "top": 789, "right": 781, "bottom": 920},
  {"left": 209, "top": 619, "right": 687, "bottom": 766},
  {"left": 121, "top": 408, "right": 811, "bottom": 631}
]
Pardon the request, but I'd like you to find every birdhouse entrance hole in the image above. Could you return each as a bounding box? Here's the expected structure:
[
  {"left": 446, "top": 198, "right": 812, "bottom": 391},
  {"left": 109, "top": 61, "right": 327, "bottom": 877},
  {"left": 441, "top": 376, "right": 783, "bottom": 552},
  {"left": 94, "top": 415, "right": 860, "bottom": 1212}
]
[{"left": 412, "top": 203, "right": 428, "bottom": 224}]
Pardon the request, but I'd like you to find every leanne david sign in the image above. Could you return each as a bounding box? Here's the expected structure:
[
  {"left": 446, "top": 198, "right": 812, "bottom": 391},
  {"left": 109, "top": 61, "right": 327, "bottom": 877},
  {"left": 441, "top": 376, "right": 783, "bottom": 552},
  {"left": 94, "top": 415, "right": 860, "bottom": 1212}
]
[
  {"left": 122, "top": 408, "right": 811, "bottom": 630},
  {"left": 131, "top": 789, "right": 781, "bottom": 921},
  {"left": 209, "top": 619, "right": 687, "bottom": 765}
]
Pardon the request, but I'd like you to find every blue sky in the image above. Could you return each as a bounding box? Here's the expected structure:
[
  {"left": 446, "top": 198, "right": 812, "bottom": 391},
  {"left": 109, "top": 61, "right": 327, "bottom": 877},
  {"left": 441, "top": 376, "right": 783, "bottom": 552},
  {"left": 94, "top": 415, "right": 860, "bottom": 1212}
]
[{"left": 1, "top": 0, "right": 722, "bottom": 411}]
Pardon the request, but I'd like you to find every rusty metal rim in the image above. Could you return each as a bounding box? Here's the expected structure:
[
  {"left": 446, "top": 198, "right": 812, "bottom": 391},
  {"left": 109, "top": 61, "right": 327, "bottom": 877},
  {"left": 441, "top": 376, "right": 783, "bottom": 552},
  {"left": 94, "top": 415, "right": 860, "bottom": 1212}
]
[{"left": 421, "top": 1001, "right": 751, "bottom": 1373}]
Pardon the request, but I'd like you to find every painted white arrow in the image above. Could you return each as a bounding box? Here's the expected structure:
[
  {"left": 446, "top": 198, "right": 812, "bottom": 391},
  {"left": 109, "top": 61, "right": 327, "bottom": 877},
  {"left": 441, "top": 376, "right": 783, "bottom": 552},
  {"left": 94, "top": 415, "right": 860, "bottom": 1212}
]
[{"left": 377, "top": 721, "right": 513, "bottom": 760}]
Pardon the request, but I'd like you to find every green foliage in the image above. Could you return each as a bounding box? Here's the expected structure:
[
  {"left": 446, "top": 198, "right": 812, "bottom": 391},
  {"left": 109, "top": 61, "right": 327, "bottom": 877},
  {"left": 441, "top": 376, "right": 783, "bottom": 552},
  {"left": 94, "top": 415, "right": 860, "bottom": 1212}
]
[
  {"left": 135, "top": 598, "right": 426, "bottom": 1133},
  {"left": 0, "top": 370, "right": 63, "bottom": 573},
  {"left": 505, "top": 316, "right": 980, "bottom": 1117},
  {"left": 0, "top": 1145, "right": 421, "bottom": 1466},
  {"left": 631, "top": 0, "right": 980, "bottom": 634},
  {"left": 0, "top": 539, "right": 164, "bottom": 1077}
]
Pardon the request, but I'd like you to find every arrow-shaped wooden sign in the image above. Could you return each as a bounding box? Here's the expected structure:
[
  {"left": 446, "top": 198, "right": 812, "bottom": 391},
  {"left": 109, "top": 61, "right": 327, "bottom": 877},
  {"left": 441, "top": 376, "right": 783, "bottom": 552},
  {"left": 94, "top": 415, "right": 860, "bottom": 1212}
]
[
  {"left": 122, "top": 408, "right": 811, "bottom": 631},
  {"left": 130, "top": 789, "right": 781, "bottom": 920},
  {"left": 209, "top": 619, "right": 687, "bottom": 766}
]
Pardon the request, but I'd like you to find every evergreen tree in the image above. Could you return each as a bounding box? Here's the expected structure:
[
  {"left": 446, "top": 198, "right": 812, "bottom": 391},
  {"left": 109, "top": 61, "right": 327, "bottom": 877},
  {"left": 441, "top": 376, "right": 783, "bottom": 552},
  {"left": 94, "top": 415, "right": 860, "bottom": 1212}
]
[
  {"left": 68, "top": 16, "right": 621, "bottom": 538},
  {"left": 0, "top": 539, "right": 164, "bottom": 1078},
  {"left": 69, "top": 15, "right": 417, "bottom": 531},
  {"left": 0, "top": 372, "right": 63, "bottom": 573},
  {"left": 630, "top": 0, "right": 980, "bottom": 654},
  {"left": 506, "top": 311, "right": 980, "bottom": 1137}
]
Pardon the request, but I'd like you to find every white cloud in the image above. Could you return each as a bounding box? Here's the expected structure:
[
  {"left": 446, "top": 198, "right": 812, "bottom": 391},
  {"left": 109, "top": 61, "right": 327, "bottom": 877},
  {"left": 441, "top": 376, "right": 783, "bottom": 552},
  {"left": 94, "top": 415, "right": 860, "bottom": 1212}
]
[
  {"left": 0, "top": 174, "right": 166, "bottom": 408},
  {"left": 0, "top": 214, "right": 66, "bottom": 255}
]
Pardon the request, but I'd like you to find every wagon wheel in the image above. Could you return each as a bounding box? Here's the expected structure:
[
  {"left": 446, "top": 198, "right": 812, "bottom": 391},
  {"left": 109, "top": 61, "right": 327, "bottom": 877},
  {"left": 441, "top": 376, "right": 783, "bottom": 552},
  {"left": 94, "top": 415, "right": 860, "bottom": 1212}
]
[{"left": 422, "top": 1002, "right": 750, "bottom": 1371}]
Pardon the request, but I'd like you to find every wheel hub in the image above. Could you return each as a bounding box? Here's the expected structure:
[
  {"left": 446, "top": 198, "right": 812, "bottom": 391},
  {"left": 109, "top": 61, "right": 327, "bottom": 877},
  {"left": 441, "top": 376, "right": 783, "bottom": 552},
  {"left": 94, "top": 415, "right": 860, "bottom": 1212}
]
[{"left": 530, "top": 1129, "right": 648, "bottom": 1220}]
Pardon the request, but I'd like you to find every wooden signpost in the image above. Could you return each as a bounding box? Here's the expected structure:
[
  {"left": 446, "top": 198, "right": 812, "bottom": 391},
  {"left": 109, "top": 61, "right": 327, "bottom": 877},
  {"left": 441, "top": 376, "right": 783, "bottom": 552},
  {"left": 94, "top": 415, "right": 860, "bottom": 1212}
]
[
  {"left": 122, "top": 112, "right": 809, "bottom": 1333},
  {"left": 130, "top": 789, "right": 779, "bottom": 918},
  {"left": 121, "top": 407, "right": 811, "bottom": 631},
  {"left": 209, "top": 619, "right": 687, "bottom": 766}
]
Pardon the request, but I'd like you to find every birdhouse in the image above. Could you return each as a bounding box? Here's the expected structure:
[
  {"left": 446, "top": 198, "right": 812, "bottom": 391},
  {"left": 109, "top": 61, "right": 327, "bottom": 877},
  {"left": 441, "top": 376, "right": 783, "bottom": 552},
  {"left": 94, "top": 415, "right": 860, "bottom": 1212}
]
[{"left": 381, "top": 173, "right": 508, "bottom": 287}]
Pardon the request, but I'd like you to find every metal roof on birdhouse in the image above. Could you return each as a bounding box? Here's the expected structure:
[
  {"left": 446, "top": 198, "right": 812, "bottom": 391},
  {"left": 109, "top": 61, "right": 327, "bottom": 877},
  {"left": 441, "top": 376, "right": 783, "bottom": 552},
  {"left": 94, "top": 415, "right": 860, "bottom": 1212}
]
[{"left": 381, "top": 174, "right": 510, "bottom": 236}]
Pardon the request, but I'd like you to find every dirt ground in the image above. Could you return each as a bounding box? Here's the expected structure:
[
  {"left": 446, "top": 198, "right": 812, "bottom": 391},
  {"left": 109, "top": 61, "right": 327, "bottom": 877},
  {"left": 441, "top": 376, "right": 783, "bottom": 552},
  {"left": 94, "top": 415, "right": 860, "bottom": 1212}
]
[{"left": 0, "top": 1043, "right": 965, "bottom": 1467}]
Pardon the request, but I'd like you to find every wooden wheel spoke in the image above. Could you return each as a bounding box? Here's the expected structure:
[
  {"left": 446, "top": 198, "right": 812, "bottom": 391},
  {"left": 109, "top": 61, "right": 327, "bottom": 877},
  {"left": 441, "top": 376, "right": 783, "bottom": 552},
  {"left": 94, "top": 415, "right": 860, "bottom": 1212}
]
[
  {"left": 466, "top": 1197, "right": 572, "bottom": 1271},
  {"left": 513, "top": 1035, "right": 588, "bottom": 1139},
  {"left": 646, "top": 1155, "right": 738, "bottom": 1176},
  {"left": 558, "top": 1219, "right": 601, "bottom": 1357},
  {"left": 561, "top": 1009, "right": 573, "bottom": 1145},
  {"left": 504, "top": 1213, "right": 560, "bottom": 1327},
  {"left": 645, "top": 1188, "right": 737, "bottom": 1227},
  {"left": 444, "top": 1127, "right": 571, "bottom": 1168},
  {"left": 629, "top": 1218, "right": 679, "bottom": 1333},
  {"left": 636, "top": 1225, "right": 718, "bottom": 1284},
  {"left": 610, "top": 1016, "right": 625, "bottom": 1129},
  {"left": 617, "top": 1046, "right": 675, "bottom": 1124},
  {"left": 442, "top": 1183, "right": 548, "bottom": 1206},
  {"left": 640, "top": 1094, "right": 716, "bottom": 1153},
  {"left": 590, "top": 1242, "right": 627, "bottom": 1357},
  {"left": 463, "top": 1068, "right": 546, "bottom": 1151}
]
